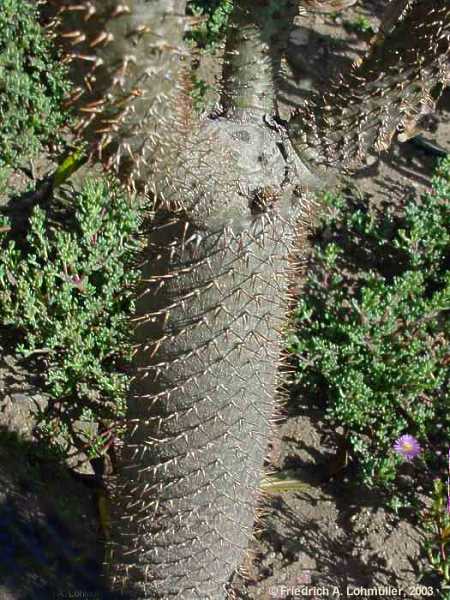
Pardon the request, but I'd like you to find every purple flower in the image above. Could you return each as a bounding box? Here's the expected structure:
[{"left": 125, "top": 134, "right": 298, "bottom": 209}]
[{"left": 393, "top": 435, "right": 422, "bottom": 461}]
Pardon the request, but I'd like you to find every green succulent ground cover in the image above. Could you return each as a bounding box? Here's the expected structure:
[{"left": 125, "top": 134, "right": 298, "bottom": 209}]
[
  {"left": 0, "top": 0, "right": 144, "bottom": 461},
  {"left": 344, "top": 15, "right": 375, "bottom": 35},
  {"left": 186, "top": 0, "right": 233, "bottom": 51},
  {"left": 288, "top": 157, "right": 450, "bottom": 588},
  {"left": 0, "top": 178, "right": 144, "bottom": 457},
  {"left": 0, "top": 0, "right": 69, "bottom": 171},
  {"left": 186, "top": 1, "right": 234, "bottom": 113}
]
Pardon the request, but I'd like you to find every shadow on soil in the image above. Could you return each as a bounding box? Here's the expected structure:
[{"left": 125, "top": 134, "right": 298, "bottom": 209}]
[{"left": 0, "top": 429, "right": 125, "bottom": 600}]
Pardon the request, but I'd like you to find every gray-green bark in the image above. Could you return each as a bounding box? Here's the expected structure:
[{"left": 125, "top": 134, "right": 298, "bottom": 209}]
[
  {"left": 108, "top": 205, "right": 298, "bottom": 597},
  {"left": 220, "top": 0, "right": 298, "bottom": 119}
]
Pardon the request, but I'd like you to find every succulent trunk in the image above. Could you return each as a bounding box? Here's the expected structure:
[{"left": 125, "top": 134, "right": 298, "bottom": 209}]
[
  {"left": 49, "top": 1, "right": 309, "bottom": 597},
  {"left": 220, "top": 0, "right": 298, "bottom": 119},
  {"left": 107, "top": 209, "right": 298, "bottom": 597}
]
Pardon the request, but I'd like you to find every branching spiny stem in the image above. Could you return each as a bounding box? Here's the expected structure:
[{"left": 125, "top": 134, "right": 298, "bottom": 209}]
[
  {"left": 220, "top": 0, "right": 298, "bottom": 120},
  {"left": 47, "top": 2, "right": 313, "bottom": 598},
  {"left": 288, "top": 0, "right": 450, "bottom": 174},
  {"left": 45, "top": 0, "right": 188, "bottom": 193}
]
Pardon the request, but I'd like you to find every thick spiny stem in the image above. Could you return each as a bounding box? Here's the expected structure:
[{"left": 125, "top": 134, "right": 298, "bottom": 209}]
[
  {"left": 220, "top": 0, "right": 298, "bottom": 120},
  {"left": 103, "top": 82, "right": 310, "bottom": 598},
  {"left": 107, "top": 207, "right": 299, "bottom": 598},
  {"left": 45, "top": 0, "right": 188, "bottom": 192},
  {"left": 288, "top": 0, "right": 450, "bottom": 174},
  {"left": 47, "top": 3, "right": 311, "bottom": 598}
]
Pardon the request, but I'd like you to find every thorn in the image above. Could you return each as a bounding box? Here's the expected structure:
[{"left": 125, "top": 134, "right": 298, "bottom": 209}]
[
  {"left": 90, "top": 31, "right": 114, "bottom": 48},
  {"left": 68, "top": 53, "right": 103, "bottom": 66},
  {"left": 128, "top": 24, "right": 153, "bottom": 38},
  {"left": 83, "top": 1, "right": 96, "bottom": 21},
  {"left": 111, "top": 4, "right": 132, "bottom": 18},
  {"left": 79, "top": 104, "right": 104, "bottom": 114},
  {"left": 60, "top": 29, "right": 85, "bottom": 41}
]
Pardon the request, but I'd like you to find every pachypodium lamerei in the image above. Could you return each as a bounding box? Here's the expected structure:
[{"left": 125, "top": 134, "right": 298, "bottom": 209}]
[{"left": 44, "top": 0, "right": 450, "bottom": 597}]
